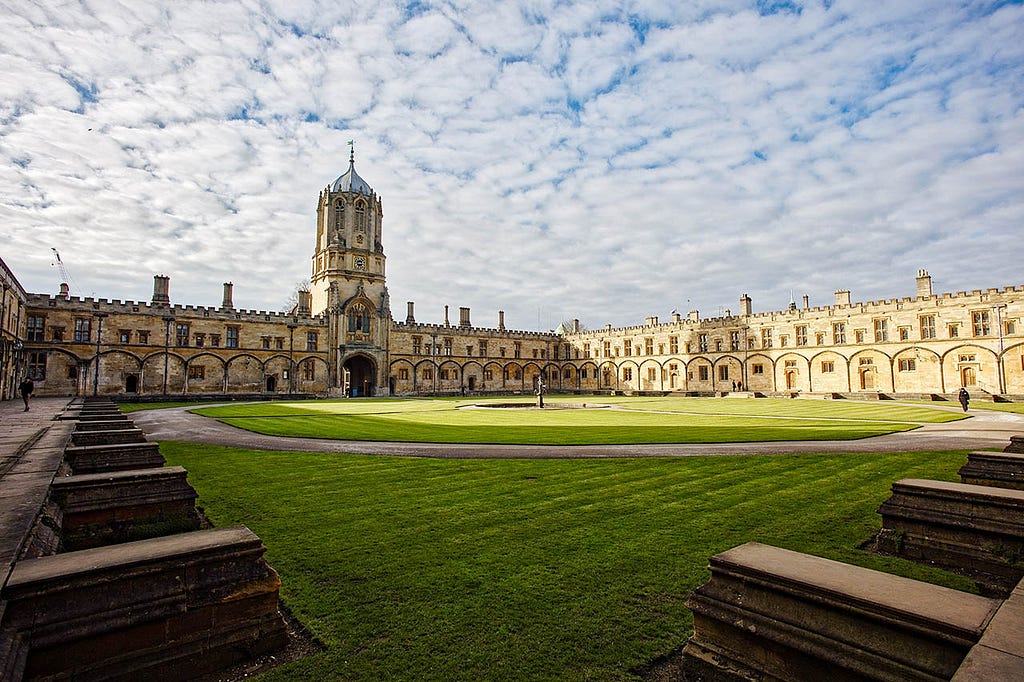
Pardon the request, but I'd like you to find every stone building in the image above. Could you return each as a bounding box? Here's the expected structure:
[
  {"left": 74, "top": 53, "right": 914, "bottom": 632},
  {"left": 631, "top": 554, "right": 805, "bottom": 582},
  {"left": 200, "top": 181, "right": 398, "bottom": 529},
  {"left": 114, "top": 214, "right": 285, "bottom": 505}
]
[
  {"left": 1, "top": 257, "right": 29, "bottom": 401},
  {"left": 9, "top": 157, "right": 1024, "bottom": 400}
]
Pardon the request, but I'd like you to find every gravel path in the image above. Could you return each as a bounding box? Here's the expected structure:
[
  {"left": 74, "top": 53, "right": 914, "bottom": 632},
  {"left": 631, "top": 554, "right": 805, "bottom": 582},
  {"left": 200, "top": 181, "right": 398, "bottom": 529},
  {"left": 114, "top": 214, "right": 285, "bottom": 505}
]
[{"left": 131, "top": 402, "right": 1024, "bottom": 459}]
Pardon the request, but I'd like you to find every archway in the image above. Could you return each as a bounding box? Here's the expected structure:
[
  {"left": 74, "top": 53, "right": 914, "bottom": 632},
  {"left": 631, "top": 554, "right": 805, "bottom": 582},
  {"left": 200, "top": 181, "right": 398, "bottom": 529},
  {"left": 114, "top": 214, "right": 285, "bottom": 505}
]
[
  {"left": 125, "top": 374, "right": 139, "bottom": 394},
  {"left": 344, "top": 355, "right": 376, "bottom": 397},
  {"left": 266, "top": 375, "right": 277, "bottom": 392}
]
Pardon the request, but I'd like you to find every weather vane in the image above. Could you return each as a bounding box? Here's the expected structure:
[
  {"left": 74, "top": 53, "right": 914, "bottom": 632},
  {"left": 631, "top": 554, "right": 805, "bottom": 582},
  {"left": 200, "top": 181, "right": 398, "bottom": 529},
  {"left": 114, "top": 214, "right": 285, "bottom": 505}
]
[{"left": 347, "top": 139, "right": 355, "bottom": 163}]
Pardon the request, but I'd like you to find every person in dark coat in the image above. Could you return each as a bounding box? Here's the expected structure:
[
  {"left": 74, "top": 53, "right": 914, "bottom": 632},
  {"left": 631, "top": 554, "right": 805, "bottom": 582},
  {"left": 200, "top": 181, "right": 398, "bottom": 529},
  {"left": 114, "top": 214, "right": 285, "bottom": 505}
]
[
  {"left": 18, "top": 377, "right": 34, "bottom": 412},
  {"left": 958, "top": 387, "right": 970, "bottom": 412}
]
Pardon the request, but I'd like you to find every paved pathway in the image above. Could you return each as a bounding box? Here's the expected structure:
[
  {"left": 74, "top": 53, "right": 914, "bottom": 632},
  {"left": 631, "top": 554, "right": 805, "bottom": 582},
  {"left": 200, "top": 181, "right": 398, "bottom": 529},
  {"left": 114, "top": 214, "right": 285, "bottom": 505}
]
[{"left": 131, "top": 401, "right": 1024, "bottom": 458}]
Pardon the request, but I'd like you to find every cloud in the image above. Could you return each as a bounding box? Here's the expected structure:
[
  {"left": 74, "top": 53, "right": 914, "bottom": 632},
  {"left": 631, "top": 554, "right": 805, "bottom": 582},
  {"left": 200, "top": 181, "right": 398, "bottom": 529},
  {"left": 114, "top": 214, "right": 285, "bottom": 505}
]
[{"left": 1, "top": 0, "right": 1022, "bottom": 329}]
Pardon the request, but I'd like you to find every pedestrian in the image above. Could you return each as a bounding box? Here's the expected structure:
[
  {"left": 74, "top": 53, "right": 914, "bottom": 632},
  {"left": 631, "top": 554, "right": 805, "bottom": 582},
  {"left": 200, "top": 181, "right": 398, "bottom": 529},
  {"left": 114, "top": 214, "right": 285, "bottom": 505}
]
[
  {"left": 18, "top": 377, "right": 34, "bottom": 412},
  {"left": 958, "top": 387, "right": 970, "bottom": 412}
]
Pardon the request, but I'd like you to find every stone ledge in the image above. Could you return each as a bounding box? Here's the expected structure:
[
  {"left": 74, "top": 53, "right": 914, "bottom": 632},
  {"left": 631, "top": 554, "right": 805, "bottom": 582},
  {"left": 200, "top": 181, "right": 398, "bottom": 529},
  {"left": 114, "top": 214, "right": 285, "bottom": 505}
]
[
  {"left": 70, "top": 428, "right": 147, "bottom": 447},
  {"left": 63, "top": 442, "right": 165, "bottom": 474},
  {"left": 959, "top": 451, "right": 1024, "bottom": 491},
  {"left": 683, "top": 542, "right": 1000, "bottom": 681}
]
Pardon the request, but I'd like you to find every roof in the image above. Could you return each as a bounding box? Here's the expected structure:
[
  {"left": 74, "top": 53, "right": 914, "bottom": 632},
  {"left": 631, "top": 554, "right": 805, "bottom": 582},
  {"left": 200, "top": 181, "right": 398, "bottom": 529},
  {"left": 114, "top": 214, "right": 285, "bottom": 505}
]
[{"left": 330, "top": 156, "right": 373, "bottom": 195}]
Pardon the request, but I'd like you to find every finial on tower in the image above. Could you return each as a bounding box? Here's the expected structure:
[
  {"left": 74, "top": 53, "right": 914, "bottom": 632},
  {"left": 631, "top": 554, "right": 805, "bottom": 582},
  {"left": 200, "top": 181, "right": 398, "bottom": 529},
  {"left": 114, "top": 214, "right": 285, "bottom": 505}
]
[{"left": 347, "top": 139, "right": 355, "bottom": 164}]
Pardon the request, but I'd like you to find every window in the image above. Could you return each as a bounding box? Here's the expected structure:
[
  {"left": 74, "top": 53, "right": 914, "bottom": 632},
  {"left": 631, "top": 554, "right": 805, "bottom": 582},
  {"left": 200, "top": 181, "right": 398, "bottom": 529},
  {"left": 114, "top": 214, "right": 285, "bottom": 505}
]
[
  {"left": 718, "top": 366, "right": 729, "bottom": 381},
  {"left": 1006, "top": 320, "right": 1016, "bottom": 335},
  {"left": 899, "top": 358, "right": 916, "bottom": 372},
  {"left": 398, "top": 368, "right": 409, "bottom": 380},
  {"left": 899, "top": 327, "right": 910, "bottom": 341},
  {"left": 920, "top": 315, "right": 936, "bottom": 339},
  {"left": 785, "top": 360, "right": 797, "bottom": 368},
  {"left": 209, "top": 333, "right": 219, "bottom": 347},
  {"left": 761, "top": 329, "right": 772, "bottom": 348},
  {"left": 484, "top": 369, "right": 493, "bottom": 381},
  {"left": 972, "top": 311, "right": 991, "bottom": 337},
  {"left": 855, "top": 330, "right": 865, "bottom": 343},
  {"left": 623, "top": 339, "right": 632, "bottom": 356},
  {"left": 262, "top": 337, "right": 271, "bottom": 350},
  {"left": 276, "top": 338, "right": 284, "bottom": 350},
  {"left": 334, "top": 200, "right": 344, "bottom": 229},
  {"left": 796, "top": 326, "right": 807, "bottom": 346},
  {"left": 698, "top": 334, "right": 708, "bottom": 352},
  {"left": 440, "top": 369, "right": 449, "bottom": 380},
  {"left": 27, "top": 316, "right": 44, "bottom": 341},
  {"left": 583, "top": 343, "right": 590, "bottom": 357},
  {"left": 730, "top": 332, "right": 740, "bottom": 351},
  {"left": 670, "top": 336, "right": 679, "bottom": 354},
  {"left": 348, "top": 305, "right": 370, "bottom": 334},
  {"left": 603, "top": 341, "right": 611, "bottom": 357},
  {"left": 307, "top": 332, "right": 318, "bottom": 351},
  {"left": 28, "top": 351, "right": 46, "bottom": 380},
  {"left": 821, "top": 361, "right": 835, "bottom": 373},
  {"left": 816, "top": 332, "right": 825, "bottom": 345},
  {"left": 444, "top": 339, "right": 452, "bottom": 356},
  {"left": 354, "top": 201, "right": 366, "bottom": 231},
  {"left": 67, "top": 364, "right": 78, "bottom": 380},
  {"left": 645, "top": 338, "right": 654, "bottom": 355},
  {"left": 623, "top": 367, "right": 633, "bottom": 381},
  {"left": 780, "top": 335, "right": 789, "bottom": 347},
  {"left": 422, "top": 368, "right": 433, "bottom": 380},
  {"left": 138, "top": 330, "right": 150, "bottom": 345},
  {"left": 226, "top": 327, "right": 239, "bottom": 348},
  {"left": 115, "top": 329, "right": 130, "bottom": 344},
  {"left": 752, "top": 364, "right": 764, "bottom": 375},
  {"left": 188, "top": 365, "right": 206, "bottom": 380},
  {"left": 514, "top": 342, "right": 521, "bottom": 359},
  {"left": 303, "top": 360, "right": 315, "bottom": 380},
  {"left": 176, "top": 323, "right": 190, "bottom": 346},
  {"left": 74, "top": 318, "right": 91, "bottom": 343},
  {"left": 412, "top": 336, "right": 422, "bottom": 354},
  {"left": 698, "top": 366, "right": 710, "bottom": 381},
  {"left": 479, "top": 340, "right": 487, "bottom": 357},
  {"left": 859, "top": 357, "right": 874, "bottom": 365},
  {"left": 873, "top": 319, "right": 888, "bottom": 343},
  {"left": 833, "top": 322, "right": 846, "bottom": 345},
  {"left": 51, "top": 327, "right": 64, "bottom": 342},
  {"left": 658, "top": 343, "right": 664, "bottom": 355},
  {"left": 948, "top": 324, "right": 959, "bottom": 338}
]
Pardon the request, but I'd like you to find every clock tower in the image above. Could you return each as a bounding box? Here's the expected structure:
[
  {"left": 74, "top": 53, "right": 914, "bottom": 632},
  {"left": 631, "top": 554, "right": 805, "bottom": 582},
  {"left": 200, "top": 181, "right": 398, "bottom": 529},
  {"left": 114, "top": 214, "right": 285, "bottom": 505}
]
[{"left": 310, "top": 146, "right": 391, "bottom": 395}]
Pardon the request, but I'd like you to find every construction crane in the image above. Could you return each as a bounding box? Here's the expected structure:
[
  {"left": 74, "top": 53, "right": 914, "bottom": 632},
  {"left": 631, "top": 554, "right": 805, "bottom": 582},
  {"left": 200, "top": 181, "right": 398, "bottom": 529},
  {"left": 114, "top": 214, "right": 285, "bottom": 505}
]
[{"left": 51, "top": 247, "right": 80, "bottom": 297}]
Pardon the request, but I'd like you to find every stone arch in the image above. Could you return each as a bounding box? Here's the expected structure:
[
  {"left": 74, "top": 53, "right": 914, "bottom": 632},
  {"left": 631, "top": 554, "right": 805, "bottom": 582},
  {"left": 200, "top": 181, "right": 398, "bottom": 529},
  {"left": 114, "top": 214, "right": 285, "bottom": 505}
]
[
  {"left": 939, "top": 344, "right": 997, "bottom": 394},
  {"left": 183, "top": 352, "right": 227, "bottom": 394},
  {"left": 775, "top": 353, "right": 810, "bottom": 393},
  {"left": 343, "top": 353, "right": 377, "bottom": 397},
  {"left": 891, "top": 347, "right": 942, "bottom": 394},
  {"left": 808, "top": 350, "right": 851, "bottom": 393},
  {"left": 848, "top": 349, "right": 893, "bottom": 393},
  {"left": 742, "top": 353, "right": 774, "bottom": 392},
  {"left": 142, "top": 351, "right": 187, "bottom": 394},
  {"left": 225, "top": 354, "right": 265, "bottom": 393}
]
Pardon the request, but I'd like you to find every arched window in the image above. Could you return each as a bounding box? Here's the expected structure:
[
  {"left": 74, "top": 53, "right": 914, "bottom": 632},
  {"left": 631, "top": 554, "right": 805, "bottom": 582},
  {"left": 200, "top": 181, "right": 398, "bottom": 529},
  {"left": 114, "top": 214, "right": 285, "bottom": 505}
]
[
  {"left": 348, "top": 304, "right": 371, "bottom": 334},
  {"left": 334, "top": 201, "right": 345, "bottom": 229},
  {"left": 355, "top": 200, "right": 366, "bottom": 231}
]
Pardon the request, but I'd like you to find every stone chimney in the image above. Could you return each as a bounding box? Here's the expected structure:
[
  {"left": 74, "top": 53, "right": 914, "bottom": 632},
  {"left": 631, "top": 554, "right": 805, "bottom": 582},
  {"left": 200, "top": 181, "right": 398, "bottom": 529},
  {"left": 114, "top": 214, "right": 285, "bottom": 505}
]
[
  {"left": 297, "top": 290, "right": 311, "bottom": 316},
  {"left": 916, "top": 269, "right": 933, "bottom": 298},
  {"left": 444, "top": 305, "right": 450, "bottom": 327},
  {"left": 221, "top": 282, "right": 234, "bottom": 310},
  {"left": 802, "top": 294, "right": 810, "bottom": 310},
  {"left": 689, "top": 310, "right": 700, "bottom": 322},
  {"left": 59, "top": 282, "right": 70, "bottom": 299},
  {"left": 834, "top": 289, "right": 851, "bottom": 307},
  {"left": 572, "top": 319, "right": 580, "bottom": 333},
  {"left": 459, "top": 307, "right": 471, "bottom": 327},
  {"left": 739, "top": 294, "right": 752, "bottom": 316},
  {"left": 498, "top": 310, "right": 505, "bottom": 331},
  {"left": 406, "top": 301, "right": 416, "bottom": 324},
  {"left": 152, "top": 275, "right": 170, "bottom": 305}
]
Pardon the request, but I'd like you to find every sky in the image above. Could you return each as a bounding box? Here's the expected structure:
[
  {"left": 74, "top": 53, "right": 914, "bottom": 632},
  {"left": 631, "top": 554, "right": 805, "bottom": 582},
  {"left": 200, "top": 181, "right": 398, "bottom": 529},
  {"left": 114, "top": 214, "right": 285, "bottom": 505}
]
[{"left": 1, "top": 1, "right": 1022, "bottom": 332}]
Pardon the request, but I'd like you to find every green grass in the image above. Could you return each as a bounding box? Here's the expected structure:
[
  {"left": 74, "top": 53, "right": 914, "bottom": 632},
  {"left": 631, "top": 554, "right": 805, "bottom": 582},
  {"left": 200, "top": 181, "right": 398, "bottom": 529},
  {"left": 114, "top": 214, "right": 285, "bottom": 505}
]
[
  {"left": 162, "top": 443, "right": 977, "bottom": 681},
  {"left": 119, "top": 401, "right": 206, "bottom": 413},
  {"left": 191, "top": 396, "right": 964, "bottom": 445}
]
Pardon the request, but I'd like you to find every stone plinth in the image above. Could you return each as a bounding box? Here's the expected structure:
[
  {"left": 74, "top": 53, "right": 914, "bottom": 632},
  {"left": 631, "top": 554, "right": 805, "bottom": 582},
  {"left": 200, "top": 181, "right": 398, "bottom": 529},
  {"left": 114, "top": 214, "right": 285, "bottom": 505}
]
[
  {"left": 959, "top": 451, "right": 1024, "bottom": 491},
  {"left": 74, "top": 418, "right": 136, "bottom": 432},
  {"left": 75, "top": 412, "right": 129, "bottom": 422},
  {"left": 50, "top": 467, "right": 201, "bottom": 550},
  {"left": 953, "top": 576, "right": 1024, "bottom": 680},
  {"left": 0, "top": 527, "right": 289, "bottom": 681},
  {"left": 877, "top": 479, "right": 1024, "bottom": 596},
  {"left": 70, "top": 427, "right": 147, "bottom": 447},
  {"left": 1006, "top": 436, "right": 1024, "bottom": 454},
  {"left": 63, "top": 442, "right": 165, "bottom": 474},
  {"left": 683, "top": 542, "right": 1000, "bottom": 681}
]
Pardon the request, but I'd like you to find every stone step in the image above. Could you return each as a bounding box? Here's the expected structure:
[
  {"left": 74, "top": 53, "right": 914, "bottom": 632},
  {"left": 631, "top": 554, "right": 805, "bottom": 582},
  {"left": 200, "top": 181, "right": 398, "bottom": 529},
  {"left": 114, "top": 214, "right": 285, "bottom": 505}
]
[
  {"left": 63, "top": 442, "right": 165, "bottom": 474},
  {"left": 0, "top": 526, "right": 288, "bottom": 681},
  {"left": 73, "top": 419, "right": 136, "bottom": 432},
  {"left": 70, "top": 428, "right": 147, "bottom": 448},
  {"left": 960, "top": 451, "right": 1024, "bottom": 491},
  {"left": 877, "top": 479, "right": 1024, "bottom": 596},
  {"left": 683, "top": 542, "right": 1000, "bottom": 681},
  {"left": 50, "top": 467, "right": 201, "bottom": 550}
]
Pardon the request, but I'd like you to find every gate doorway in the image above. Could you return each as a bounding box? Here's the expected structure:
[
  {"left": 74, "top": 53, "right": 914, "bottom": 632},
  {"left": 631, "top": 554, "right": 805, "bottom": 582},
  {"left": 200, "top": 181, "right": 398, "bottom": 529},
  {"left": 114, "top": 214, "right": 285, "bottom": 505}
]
[
  {"left": 266, "top": 375, "right": 277, "bottom": 392},
  {"left": 961, "top": 366, "right": 977, "bottom": 387},
  {"left": 343, "top": 356, "right": 376, "bottom": 397},
  {"left": 125, "top": 374, "right": 139, "bottom": 394},
  {"left": 860, "top": 369, "right": 876, "bottom": 390}
]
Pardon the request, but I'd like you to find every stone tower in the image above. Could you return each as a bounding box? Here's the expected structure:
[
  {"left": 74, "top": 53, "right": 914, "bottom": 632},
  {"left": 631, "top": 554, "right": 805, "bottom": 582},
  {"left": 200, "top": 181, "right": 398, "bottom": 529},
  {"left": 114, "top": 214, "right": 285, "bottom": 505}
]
[{"left": 310, "top": 146, "right": 391, "bottom": 396}]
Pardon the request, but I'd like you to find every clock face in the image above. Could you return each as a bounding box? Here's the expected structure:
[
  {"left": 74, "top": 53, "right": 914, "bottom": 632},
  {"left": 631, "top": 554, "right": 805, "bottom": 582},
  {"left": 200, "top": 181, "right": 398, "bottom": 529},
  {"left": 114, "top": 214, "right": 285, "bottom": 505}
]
[{"left": 354, "top": 256, "right": 366, "bottom": 270}]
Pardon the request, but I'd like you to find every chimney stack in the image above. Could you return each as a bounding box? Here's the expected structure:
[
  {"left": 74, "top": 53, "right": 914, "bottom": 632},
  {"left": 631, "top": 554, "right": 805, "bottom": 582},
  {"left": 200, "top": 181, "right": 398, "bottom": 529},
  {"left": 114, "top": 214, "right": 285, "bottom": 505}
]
[
  {"left": 221, "top": 282, "right": 234, "bottom": 310},
  {"left": 59, "top": 282, "right": 70, "bottom": 299},
  {"left": 152, "top": 275, "right": 170, "bottom": 305},
  {"left": 802, "top": 294, "right": 810, "bottom": 310},
  {"left": 739, "top": 294, "right": 752, "bottom": 316},
  {"left": 916, "top": 269, "right": 933, "bottom": 298},
  {"left": 572, "top": 319, "right": 580, "bottom": 333},
  {"left": 444, "top": 305, "right": 450, "bottom": 327},
  {"left": 459, "top": 306, "right": 471, "bottom": 327},
  {"left": 297, "top": 290, "right": 311, "bottom": 315},
  {"left": 498, "top": 310, "right": 505, "bottom": 331},
  {"left": 834, "top": 289, "right": 851, "bottom": 307},
  {"left": 406, "top": 301, "right": 416, "bottom": 324}
]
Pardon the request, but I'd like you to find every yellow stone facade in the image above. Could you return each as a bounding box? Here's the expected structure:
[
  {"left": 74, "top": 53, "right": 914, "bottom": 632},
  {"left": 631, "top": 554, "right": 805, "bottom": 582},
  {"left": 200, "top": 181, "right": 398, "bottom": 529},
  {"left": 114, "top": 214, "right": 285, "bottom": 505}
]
[{"left": 9, "top": 159, "right": 1024, "bottom": 400}]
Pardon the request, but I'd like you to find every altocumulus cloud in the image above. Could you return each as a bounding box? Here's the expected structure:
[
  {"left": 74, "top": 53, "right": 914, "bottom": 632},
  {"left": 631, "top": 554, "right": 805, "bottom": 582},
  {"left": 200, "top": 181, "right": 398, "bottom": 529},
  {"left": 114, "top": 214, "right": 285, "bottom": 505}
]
[{"left": 1, "top": 0, "right": 1022, "bottom": 329}]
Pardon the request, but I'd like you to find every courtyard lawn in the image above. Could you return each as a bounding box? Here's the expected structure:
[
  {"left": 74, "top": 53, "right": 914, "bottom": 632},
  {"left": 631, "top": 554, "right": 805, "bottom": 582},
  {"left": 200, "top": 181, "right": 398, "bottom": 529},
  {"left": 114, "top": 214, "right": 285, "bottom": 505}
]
[
  {"left": 160, "top": 443, "right": 976, "bottom": 681},
  {"left": 191, "top": 396, "right": 964, "bottom": 445}
]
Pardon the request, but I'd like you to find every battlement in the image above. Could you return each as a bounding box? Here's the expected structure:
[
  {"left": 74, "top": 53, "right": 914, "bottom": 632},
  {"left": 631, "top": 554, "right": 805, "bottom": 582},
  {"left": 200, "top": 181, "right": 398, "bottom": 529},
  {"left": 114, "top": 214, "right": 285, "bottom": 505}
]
[
  {"left": 390, "top": 320, "right": 560, "bottom": 340},
  {"left": 28, "top": 294, "right": 327, "bottom": 326}
]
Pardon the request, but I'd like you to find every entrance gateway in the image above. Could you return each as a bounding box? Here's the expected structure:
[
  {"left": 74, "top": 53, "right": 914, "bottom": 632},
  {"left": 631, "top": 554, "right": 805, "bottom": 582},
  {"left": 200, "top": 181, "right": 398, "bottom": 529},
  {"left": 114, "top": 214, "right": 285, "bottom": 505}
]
[{"left": 343, "top": 355, "right": 376, "bottom": 397}]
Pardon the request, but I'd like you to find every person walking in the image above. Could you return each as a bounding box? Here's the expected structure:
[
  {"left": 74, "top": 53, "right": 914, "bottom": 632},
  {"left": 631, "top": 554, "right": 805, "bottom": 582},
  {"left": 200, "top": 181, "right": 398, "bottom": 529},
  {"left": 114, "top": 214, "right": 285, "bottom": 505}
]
[
  {"left": 18, "top": 377, "right": 34, "bottom": 412},
  {"left": 958, "top": 387, "right": 970, "bottom": 412}
]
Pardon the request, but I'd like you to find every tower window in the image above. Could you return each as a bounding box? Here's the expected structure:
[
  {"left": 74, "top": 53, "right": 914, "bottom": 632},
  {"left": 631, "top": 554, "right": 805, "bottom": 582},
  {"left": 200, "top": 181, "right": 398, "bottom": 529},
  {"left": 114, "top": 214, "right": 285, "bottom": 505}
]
[
  {"left": 348, "top": 304, "right": 371, "bottom": 333},
  {"left": 355, "top": 201, "right": 366, "bottom": 231},
  {"left": 334, "top": 201, "right": 344, "bottom": 229}
]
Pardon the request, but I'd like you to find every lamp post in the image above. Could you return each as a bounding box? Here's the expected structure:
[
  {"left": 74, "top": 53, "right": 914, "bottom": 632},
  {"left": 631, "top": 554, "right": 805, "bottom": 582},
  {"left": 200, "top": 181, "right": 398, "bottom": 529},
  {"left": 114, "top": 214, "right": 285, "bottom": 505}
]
[
  {"left": 992, "top": 304, "right": 1007, "bottom": 395},
  {"left": 92, "top": 313, "right": 107, "bottom": 396}
]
